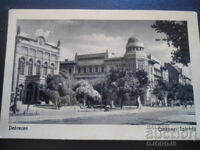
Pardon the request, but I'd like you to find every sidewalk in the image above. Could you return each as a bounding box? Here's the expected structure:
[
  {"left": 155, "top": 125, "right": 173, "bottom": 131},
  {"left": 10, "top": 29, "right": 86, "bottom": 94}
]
[{"left": 9, "top": 104, "right": 195, "bottom": 124}]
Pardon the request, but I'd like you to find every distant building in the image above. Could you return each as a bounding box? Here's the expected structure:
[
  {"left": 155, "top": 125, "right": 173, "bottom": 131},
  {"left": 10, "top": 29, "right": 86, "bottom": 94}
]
[
  {"left": 11, "top": 33, "right": 60, "bottom": 104},
  {"left": 164, "top": 63, "right": 191, "bottom": 85}
]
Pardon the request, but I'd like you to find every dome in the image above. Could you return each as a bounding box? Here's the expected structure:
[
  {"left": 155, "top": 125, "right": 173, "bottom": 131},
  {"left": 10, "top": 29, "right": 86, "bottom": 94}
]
[{"left": 126, "top": 37, "right": 144, "bottom": 49}]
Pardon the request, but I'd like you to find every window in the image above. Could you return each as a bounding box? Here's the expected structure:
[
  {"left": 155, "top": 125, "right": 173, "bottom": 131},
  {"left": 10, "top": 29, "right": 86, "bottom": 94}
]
[
  {"left": 101, "top": 66, "right": 104, "bottom": 72},
  {"left": 21, "top": 46, "right": 28, "bottom": 55},
  {"left": 78, "top": 67, "right": 81, "bottom": 73},
  {"left": 19, "top": 57, "right": 25, "bottom": 75},
  {"left": 37, "top": 51, "right": 43, "bottom": 58},
  {"left": 51, "top": 63, "right": 54, "bottom": 75},
  {"left": 36, "top": 60, "right": 41, "bottom": 75},
  {"left": 69, "top": 68, "right": 71, "bottom": 74},
  {"left": 51, "top": 54, "right": 56, "bottom": 61},
  {"left": 95, "top": 66, "right": 98, "bottom": 72},
  {"left": 84, "top": 67, "right": 86, "bottom": 73},
  {"left": 44, "top": 52, "right": 50, "bottom": 60},
  {"left": 28, "top": 59, "right": 33, "bottom": 75},
  {"left": 30, "top": 48, "right": 36, "bottom": 57},
  {"left": 43, "top": 62, "right": 48, "bottom": 75},
  {"left": 89, "top": 67, "right": 92, "bottom": 73}
]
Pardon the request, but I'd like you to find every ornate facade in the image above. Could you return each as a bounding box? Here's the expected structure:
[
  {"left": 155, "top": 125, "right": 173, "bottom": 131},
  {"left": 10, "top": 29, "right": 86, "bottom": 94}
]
[{"left": 11, "top": 34, "right": 60, "bottom": 104}]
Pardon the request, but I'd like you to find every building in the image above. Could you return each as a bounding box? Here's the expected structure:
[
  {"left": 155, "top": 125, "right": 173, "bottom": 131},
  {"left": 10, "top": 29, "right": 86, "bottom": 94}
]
[
  {"left": 60, "top": 37, "right": 167, "bottom": 104},
  {"left": 11, "top": 32, "right": 60, "bottom": 104},
  {"left": 60, "top": 36, "right": 192, "bottom": 105}
]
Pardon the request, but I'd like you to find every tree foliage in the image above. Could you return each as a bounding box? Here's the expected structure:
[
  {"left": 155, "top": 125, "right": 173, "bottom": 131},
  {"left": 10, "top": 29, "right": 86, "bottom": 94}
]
[
  {"left": 153, "top": 79, "right": 169, "bottom": 101},
  {"left": 73, "top": 80, "right": 102, "bottom": 106},
  {"left": 169, "top": 82, "right": 194, "bottom": 103},
  {"left": 151, "top": 21, "right": 190, "bottom": 66},
  {"left": 94, "top": 69, "right": 149, "bottom": 107},
  {"left": 39, "top": 71, "right": 73, "bottom": 108}
]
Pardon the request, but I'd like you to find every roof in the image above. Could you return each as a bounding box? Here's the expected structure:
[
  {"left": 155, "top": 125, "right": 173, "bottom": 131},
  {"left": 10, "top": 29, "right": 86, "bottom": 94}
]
[
  {"left": 126, "top": 37, "right": 144, "bottom": 48},
  {"left": 17, "top": 35, "right": 59, "bottom": 50},
  {"left": 76, "top": 52, "right": 108, "bottom": 60},
  {"left": 148, "top": 59, "right": 157, "bottom": 64},
  {"left": 60, "top": 60, "right": 76, "bottom": 65},
  {"left": 105, "top": 57, "right": 123, "bottom": 61}
]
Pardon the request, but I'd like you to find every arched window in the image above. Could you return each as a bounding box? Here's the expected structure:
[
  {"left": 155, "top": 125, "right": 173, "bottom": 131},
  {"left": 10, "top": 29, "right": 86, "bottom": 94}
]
[
  {"left": 28, "top": 59, "right": 33, "bottom": 75},
  {"left": 43, "top": 62, "right": 48, "bottom": 75},
  {"left": 19, "top": 57, "right": 25, "bottom": 75},
  {"left": 50, "top": 63, "right": 54, "bottom": 75},
  {"left": 36, "top": 60, "right": 41, "bottom": 75}
]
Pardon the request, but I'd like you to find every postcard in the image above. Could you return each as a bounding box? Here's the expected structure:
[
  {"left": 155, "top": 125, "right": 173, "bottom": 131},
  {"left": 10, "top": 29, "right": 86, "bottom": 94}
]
[{"left": 0, "top": 9, "right": 200, "bottom": 140}]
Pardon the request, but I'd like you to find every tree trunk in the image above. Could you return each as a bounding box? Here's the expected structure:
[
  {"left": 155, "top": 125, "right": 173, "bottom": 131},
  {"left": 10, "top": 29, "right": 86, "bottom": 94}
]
[
  {"left": 27, "top": 104, "right": 30, "bottom": 112},
  {"left": 120, "top": 95, "right": 123, "bottom": 109},
  {"left": 110, "top": 100, "right": 114, "bottom": 109}
]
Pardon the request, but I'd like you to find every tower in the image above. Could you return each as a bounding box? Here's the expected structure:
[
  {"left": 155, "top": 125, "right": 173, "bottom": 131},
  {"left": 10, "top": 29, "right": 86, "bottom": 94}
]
[{"left": 124, "top": 37, "right": 148, "bottom": 73}]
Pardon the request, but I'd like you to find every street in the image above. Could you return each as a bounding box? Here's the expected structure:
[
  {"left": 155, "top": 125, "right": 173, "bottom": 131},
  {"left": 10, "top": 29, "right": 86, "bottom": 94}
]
[
  {"left": 10, "top": 105, "right": 196, "bottom": 125},
  {"left": 37, "top": 107, "right": 195, "bottom": 125}
]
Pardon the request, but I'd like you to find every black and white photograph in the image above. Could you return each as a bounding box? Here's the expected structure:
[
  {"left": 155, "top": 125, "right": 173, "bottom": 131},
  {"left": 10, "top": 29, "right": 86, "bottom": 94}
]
[
  {"left": 8, "top": 19, "right": 195, "bottom": 125},
  {"left": 0, "top": 10, "right": 200, "bottom": 140}
]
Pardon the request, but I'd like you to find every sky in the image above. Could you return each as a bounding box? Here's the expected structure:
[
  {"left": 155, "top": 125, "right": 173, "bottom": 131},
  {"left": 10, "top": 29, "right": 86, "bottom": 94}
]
[{"left": 17, "top": 20, "right": 191, "bottom": 77}]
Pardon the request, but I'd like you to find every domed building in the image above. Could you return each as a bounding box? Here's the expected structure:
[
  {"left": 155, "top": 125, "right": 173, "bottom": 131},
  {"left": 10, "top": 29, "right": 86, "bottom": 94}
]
[
  {"left": 124, "top": 37, "right": 148, "bottom": 73},
  {"left": 125, "top": 37, "right": 146, "bottom": 57},
  {"left": 60, "top": 36, "right": 169, "bottom": 106}
]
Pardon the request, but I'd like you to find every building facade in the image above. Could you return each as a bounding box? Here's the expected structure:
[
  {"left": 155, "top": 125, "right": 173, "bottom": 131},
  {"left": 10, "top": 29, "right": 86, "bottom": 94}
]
[
  {"left": 60, "top": 36, "right": 191, "bottom": 105},
  {"left": 11, "top": 34, "right": 60, "bottom": 104},
  {"left": 60, "top": 37, "right": 165, "bottom": 104}
]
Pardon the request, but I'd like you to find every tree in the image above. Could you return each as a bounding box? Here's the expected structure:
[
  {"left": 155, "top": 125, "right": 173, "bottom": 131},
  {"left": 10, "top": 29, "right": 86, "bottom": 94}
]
[
  {"left": 93, "top": 69, "right": 127, "bottom": 108},
  {"left": 151, "top": 21, "right": 190, "bottom": 66},
  {"left": 131, "top": 70, "right": 149, "bottom": 108},
  {"left": 39, "top": 71, "right": 72, "bottom": 109},
  {"left": 153, "top": 79, "right": 169, "bottom": 106},
  {"left": 96, "top": 68, "right": 149, "bottom": 109},
  {"left": 40, "top": 89, "right": 60, "bottom": 108},
  {"left": 73, "top": 80, "right": 102, "bottom": 107}
]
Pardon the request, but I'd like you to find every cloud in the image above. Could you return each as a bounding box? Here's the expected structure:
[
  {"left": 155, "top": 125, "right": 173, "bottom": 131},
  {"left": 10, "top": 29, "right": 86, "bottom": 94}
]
[
  {"left": 145, "top": 41, "right": 175, "bottom": 63},
  {"left": 60, "top": 33, "right": 127, "bottom": 60},
  {"left": 35, "top": 28, "right": 52, "bottom": 38},
  {"left": 77, "top": 33, "right": 123, "bottom": 43}
]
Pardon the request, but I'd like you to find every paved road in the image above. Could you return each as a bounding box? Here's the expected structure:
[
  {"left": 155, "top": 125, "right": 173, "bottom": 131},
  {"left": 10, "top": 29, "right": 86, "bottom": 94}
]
[{"left": 26, "top": 107, "right": 196, "bottom": 125}]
